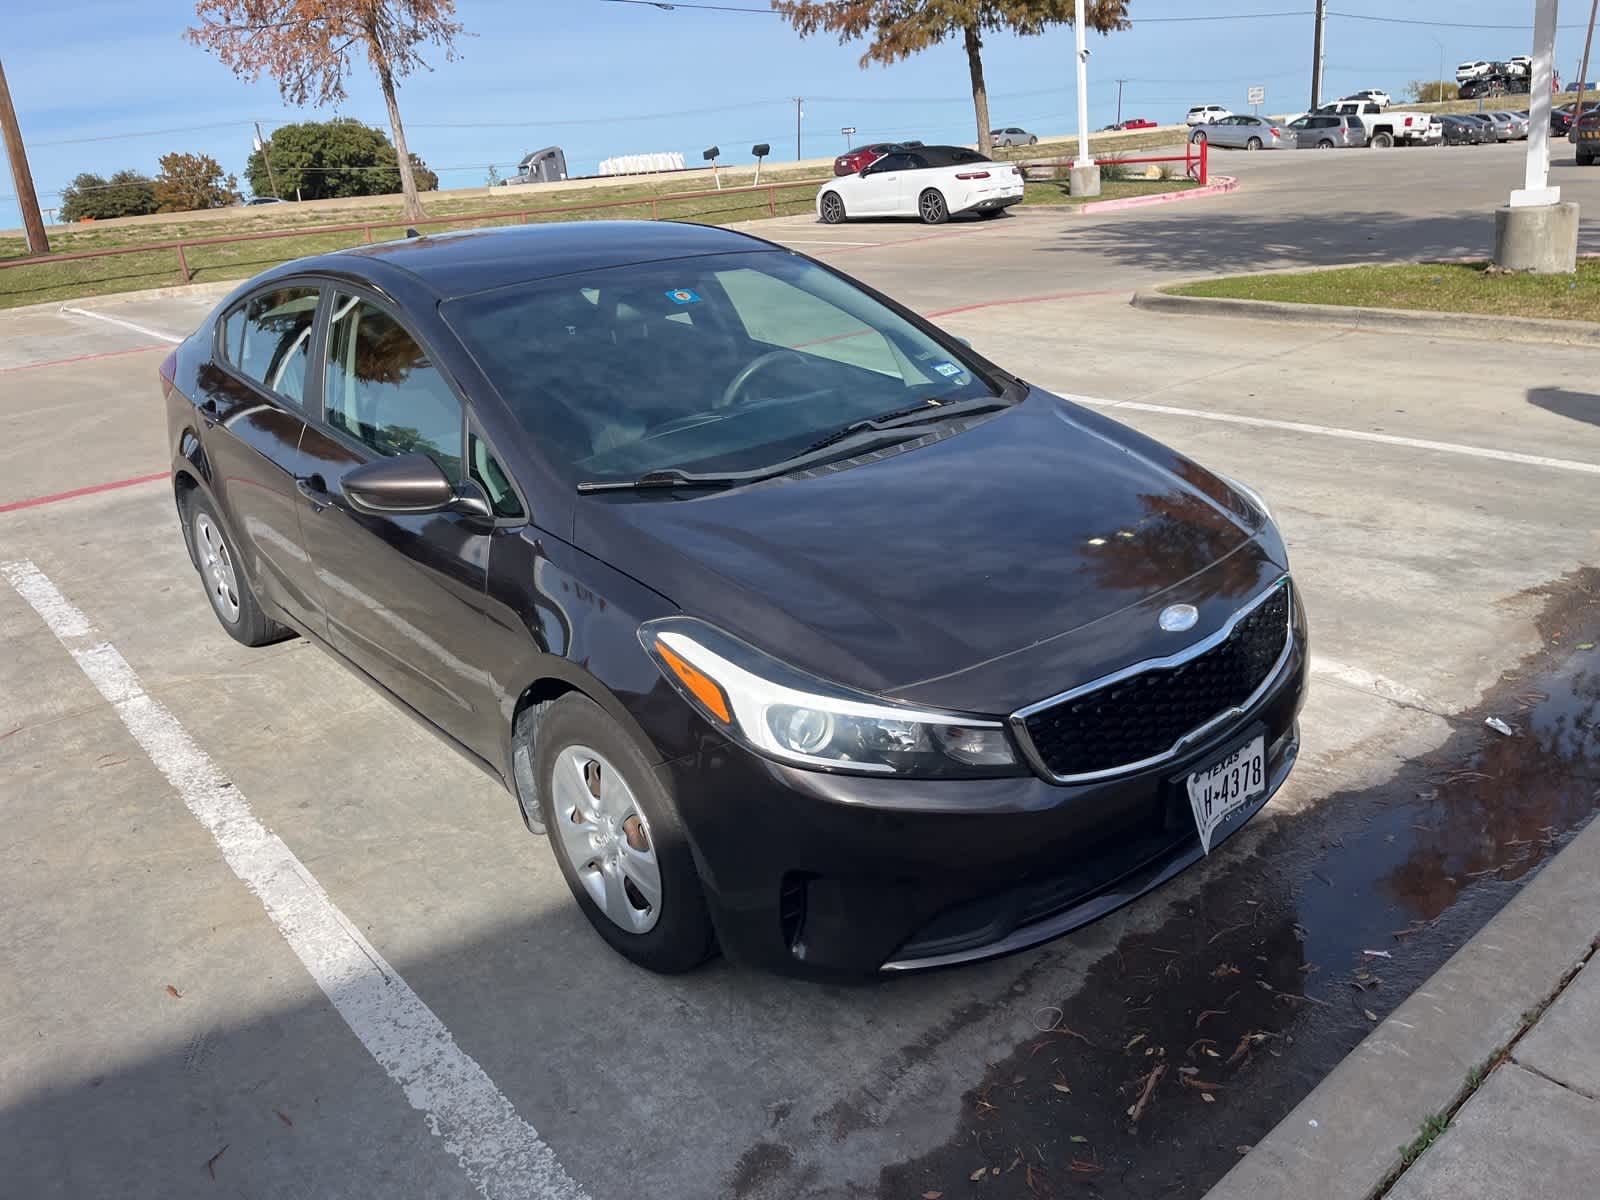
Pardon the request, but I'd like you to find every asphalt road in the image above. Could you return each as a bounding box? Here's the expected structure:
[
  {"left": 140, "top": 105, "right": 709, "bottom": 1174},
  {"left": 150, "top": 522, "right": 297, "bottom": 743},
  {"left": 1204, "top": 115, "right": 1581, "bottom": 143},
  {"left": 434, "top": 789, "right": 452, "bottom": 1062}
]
[{"left": 2, "top": 142, "right": 1598, "bottom": 1200}]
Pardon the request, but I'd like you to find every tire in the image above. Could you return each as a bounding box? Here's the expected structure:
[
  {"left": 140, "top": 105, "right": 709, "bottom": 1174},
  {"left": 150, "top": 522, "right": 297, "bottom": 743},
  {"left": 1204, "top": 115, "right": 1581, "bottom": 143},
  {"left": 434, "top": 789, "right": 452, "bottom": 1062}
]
[
  {"left": 1245, "top": 137, "right": 1262, "bottom": 150},
  {"left": 535, "top": 694, "right": 715, "bottom": 974},
  {"left": 1580, "top": 152, "right": 1596, "bottom": 166},
  {"left": 819, "top": 190, "right": 846, "bottom": 224},
  {"left": 1370, "top": 131, "right": 1394, "bottom": 148},
  {"left": 917, "top": 187, "right": 949, "bottom": 225},
  {"left": 1317, "top": 139, "right": 1335, "bottom": 150},
  {"left": 180, "top": 489, "right": 292, "bottom": 647},
  {"left": 1028, "top": 135, "right": 1038, "bottom": 146},
  {"left": 1190, "top": 130, "right": 1208, "bottom": 145}
]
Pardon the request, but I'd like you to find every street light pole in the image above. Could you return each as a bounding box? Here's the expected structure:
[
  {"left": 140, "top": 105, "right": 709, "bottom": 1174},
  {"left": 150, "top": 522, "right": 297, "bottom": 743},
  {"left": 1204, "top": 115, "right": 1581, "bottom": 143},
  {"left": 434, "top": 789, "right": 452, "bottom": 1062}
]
[
  {"left": 1115, "top": 78, "right": 1127, "bottom": 126},
  {"left": 1494, "top": 0, "right": 1577, "bottom": 272},
  {"left": 1069, "top": 0, "right": 1100, "bottom": 197}
]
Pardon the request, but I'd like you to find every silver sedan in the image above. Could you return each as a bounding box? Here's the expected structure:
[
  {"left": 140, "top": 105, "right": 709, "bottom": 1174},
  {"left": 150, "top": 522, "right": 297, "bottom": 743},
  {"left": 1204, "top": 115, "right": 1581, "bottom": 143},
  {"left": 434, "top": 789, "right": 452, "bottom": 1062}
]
[{"left": 1188, "top": 114, "right": 1291, "bottom": 150}]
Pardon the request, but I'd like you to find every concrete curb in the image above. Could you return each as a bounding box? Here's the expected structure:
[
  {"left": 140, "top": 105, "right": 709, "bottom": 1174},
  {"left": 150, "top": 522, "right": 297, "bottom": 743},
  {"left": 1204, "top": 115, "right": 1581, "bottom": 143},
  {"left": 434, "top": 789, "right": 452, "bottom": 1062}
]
[
  {"left": 1205, "top": 813, "right": 1600, "bottom": 1200},
  {"left": 1, "top": 279, "right": 239, "bottom": 322},
  {"left": 1132, "top": 288, "right": 1600, "bottom": 347},
  {"left": 1013, "top": 175, "right": 1239, "bottom": 217}
]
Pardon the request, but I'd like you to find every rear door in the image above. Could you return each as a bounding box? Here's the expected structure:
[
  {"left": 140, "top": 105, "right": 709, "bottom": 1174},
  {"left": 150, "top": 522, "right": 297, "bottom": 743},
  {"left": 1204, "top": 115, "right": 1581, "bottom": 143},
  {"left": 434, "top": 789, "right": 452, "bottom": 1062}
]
[
  {"left": 198, "top": 284, "right": 325, "bottom": 625},
  {"left": 293, "top": 288, "right": 516, "bottom": 759}
]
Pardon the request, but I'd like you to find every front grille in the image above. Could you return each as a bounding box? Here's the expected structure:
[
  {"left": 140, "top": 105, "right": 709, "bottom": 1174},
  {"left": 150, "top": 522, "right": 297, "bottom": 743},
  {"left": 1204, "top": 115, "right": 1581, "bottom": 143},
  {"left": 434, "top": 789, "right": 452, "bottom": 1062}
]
[{"left": 1019, "top": 583, "right": 1291, "bottom": 780}]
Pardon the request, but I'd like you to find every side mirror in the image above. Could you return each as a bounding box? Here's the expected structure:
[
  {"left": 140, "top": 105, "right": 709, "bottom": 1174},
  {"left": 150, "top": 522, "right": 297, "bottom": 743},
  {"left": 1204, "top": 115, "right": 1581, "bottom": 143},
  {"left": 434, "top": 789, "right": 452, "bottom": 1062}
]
[{"left": 342, "top": 452, "right": 488, "bottom": 519}]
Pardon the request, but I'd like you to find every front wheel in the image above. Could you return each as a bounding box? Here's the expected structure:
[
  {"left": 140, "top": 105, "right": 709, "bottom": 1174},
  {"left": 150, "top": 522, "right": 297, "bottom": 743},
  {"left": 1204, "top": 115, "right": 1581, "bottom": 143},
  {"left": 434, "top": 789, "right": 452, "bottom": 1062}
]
[
  {"left": 1190, "top": 130, "right": 1208, "bottom": 145},
  {"left": 1028, "top": 135, "right": 1038, "bottom": 146},
  {"left": 819, "top": 190, "right": 846, "bottom": 224},
  {"left": 535, "top": 694, "right": 715, "bottom": 973},
  {"left": 917, "top": 188, "right": 949, "bottom": 224},
  {"left": 1245, "top": 137, "right": 1262, "bottom": 150}
]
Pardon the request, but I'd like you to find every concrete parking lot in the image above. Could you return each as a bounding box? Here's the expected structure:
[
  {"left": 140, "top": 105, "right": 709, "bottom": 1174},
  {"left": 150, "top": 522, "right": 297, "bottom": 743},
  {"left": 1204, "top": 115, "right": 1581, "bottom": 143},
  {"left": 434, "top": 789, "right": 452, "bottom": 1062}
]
[{"left": 2, "top": 144, "right": 1598, "bottom": 1199}]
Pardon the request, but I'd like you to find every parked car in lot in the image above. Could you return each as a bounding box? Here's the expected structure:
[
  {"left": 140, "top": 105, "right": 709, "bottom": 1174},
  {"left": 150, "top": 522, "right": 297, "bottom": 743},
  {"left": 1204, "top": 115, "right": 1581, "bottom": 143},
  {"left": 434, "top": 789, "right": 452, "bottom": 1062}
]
[
  {"left": 1458, "top": 113, "right": 1501, "bottom": 141},
  {"left": 1187, "top": 114, "right": 1291, "bottom": 150},
  {"left": 1573, "top": 110, "right": 1600, "bottom": 164},
  {"left": 1287, "top": 113, "right": 1367, "bottom": 148},
  {"left": 1487, "top": 111, "right": 1530, "bottom": 140},
  {"left": 161, "top": 221, "right": 1305, "bottom": 976},
  {"left": 990, "top": 126, "right": 1038, "bottom": 147},
  {"left": 1436, "top": 114, "right": 1491, "bottom": 145},
  {"left": 833, "top": 142, "right": 903, "bottom": 177},
  {"left": 1312, "top": 100, "right": 1436, "bottom": 145},
  {"left": 818, "top": 145, "right": 1023, "bottom": 224},
  {"left": 1185, "top": 104, "right": 1232, "bottom": 125},
  {"left": 1551, "top": 101, "right": 1600, "bottom": 135},
  {"left": 1119, "top": 117, "right": 1158, "bottom": 130}
]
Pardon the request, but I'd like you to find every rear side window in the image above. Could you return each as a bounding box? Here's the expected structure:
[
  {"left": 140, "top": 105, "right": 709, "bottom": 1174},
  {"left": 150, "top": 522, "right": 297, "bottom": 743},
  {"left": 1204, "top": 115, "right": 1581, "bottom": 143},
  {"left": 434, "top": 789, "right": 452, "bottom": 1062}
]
[
  {"left": 323, "top": 293, "right": 464, "bottom": 482},
  {"left": 221, "top": 286, "right": 320, "bottom": 405}
]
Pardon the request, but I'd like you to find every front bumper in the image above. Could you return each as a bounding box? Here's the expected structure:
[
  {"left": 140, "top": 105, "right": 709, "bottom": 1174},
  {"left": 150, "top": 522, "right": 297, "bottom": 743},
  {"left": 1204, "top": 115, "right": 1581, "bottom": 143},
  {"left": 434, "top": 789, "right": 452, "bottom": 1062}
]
[{"left": 657, "top": 610, "right": 1308, "bottom": 978}]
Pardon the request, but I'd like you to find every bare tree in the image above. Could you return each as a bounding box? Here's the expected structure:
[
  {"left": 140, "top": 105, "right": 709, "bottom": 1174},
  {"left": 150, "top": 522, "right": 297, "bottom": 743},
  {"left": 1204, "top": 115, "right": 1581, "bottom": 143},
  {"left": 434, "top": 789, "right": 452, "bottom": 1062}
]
[
  {"left": 772, "top": 1, "right": 1130, "bottom": 155},
  {"left": 188, "top": 0, "right": 463, "bottom": 220}
]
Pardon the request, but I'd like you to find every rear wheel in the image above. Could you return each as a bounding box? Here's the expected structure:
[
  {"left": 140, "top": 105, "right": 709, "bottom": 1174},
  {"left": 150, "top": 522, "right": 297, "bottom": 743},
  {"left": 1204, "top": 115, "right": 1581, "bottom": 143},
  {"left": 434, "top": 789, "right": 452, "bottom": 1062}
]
[
  {"left": 917, "top": 188, "right": 949, "bottom": 224},
  {"left": 1370, "top": 131, "right": 1395, "bottom": 149},
  {"left": 819, "top": 190, "right": 846, "bottom": 224},
  {"left": 1317, "top": 139, "right": 1335, "bottom": 150},
  {"left": 535, "top": 694, "right": 715, "bottom": 973},
  {"left": 1245, "top": 136, "right": 1262, "bottom": 151},
  {"left": 181, "top": 490, "right": 291, "bottom": 647}
]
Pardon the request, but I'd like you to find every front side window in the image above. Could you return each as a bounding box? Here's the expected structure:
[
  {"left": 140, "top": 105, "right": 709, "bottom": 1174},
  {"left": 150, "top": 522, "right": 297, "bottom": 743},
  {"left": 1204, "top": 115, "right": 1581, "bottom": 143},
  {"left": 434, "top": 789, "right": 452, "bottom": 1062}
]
[
  {"left": 323, "top": 294, "right": 463, "bottom": 481},
  {"left": 443, "top": 251, "right": 1002, "bottom": 486},
  {"left": 222, "top": 285, "right": 319, "bottom": 405}
]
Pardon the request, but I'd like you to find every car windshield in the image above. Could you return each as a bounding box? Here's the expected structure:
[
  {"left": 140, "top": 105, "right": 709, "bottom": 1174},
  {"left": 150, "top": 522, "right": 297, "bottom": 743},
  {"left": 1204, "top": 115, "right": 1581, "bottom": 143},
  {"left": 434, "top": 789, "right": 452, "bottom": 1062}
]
[{"left": 442, "top": 250, "right": 1003, "bottom": 485}]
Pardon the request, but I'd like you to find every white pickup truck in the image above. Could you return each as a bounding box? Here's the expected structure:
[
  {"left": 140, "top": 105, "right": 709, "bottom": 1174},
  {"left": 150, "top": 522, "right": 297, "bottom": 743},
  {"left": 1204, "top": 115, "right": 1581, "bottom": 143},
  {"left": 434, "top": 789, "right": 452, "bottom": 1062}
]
[{"left": 1312, "top": 100, "right": 1439, "bottom": 147}]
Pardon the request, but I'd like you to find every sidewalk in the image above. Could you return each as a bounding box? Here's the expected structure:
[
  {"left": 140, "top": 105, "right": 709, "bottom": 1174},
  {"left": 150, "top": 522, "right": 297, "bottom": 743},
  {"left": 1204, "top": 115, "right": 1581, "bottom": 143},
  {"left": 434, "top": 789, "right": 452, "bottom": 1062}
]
[{"left": 1206, "top": 811, "right": 1600, "bottom": 1200}]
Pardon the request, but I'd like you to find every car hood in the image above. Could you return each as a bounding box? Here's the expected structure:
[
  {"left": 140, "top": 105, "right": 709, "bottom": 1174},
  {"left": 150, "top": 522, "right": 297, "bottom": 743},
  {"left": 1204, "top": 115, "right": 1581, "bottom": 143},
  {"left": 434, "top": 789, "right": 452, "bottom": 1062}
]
[{"left": 575, "top": 389, "right": 1284, "bottom": 713}]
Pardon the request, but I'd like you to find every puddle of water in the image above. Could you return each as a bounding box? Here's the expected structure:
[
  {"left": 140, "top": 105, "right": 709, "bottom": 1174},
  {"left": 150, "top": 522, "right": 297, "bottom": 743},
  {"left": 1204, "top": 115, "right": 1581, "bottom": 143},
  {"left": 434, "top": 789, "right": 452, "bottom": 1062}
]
[{"left": 882, "top": 572, "right": 1600, "bottom": 1199}]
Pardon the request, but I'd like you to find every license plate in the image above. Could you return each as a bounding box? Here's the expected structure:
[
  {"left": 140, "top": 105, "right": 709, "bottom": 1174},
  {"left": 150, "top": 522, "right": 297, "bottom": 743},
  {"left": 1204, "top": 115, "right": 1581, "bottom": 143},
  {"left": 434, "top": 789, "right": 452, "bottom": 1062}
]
[{"left": 1187, "top": 735, "right": 1266, "bottom": 854}]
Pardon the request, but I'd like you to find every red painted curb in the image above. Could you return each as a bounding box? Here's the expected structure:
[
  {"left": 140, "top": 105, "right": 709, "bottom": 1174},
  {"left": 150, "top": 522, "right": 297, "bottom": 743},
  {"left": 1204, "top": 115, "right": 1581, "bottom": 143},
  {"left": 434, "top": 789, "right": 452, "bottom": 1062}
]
[
  {"left": 1076, "top": 175, "right": 1239, "bottom": 215},
  {"left": 0, "top": 471, "right": 169, "bottom": 515},
  {"left": 0, "top": 344, "right": 167, "bottom": 374}
]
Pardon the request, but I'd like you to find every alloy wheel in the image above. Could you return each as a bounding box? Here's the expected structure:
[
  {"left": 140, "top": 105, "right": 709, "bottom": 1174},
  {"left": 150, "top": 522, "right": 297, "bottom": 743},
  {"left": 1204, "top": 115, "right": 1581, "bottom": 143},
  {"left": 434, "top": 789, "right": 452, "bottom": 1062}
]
[
  {"left": 918, "top": 190, "right": 947, "bottom": 223},
  {"left": 820, "top": 192, "right": 844, "bottom": 223},
  {"left": 193, "top": 512, "right": 240, "bottom": 624},
  {"left": 551, "top": 745, "right": 662, "bottom": 934}
]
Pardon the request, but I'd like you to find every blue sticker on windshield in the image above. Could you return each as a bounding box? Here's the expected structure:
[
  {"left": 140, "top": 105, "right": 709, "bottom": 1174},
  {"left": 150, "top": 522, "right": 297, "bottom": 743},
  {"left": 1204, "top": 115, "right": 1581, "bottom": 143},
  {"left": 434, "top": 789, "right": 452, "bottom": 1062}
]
[
  {"left": 665, "top": 288, "right": 702, "bottom": 305},
  {"left": 932, "top": 361, "right": 966, "bottom": 378}
]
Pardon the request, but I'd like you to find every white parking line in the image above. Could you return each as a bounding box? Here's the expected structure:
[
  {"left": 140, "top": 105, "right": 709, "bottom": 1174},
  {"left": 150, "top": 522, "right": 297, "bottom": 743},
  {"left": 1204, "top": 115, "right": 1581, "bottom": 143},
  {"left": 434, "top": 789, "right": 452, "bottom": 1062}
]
[
  {"left": 59, "top": 305, "right": 183, "bottom": 344},
  {"left": 1, "top": 559, "right": 587, "bottom": 1200},
  {"left": 777, "top": 238, "right": 883, "bottom": 246},
  {"left": 1051, "top": 392, "right": 1600, "bottom": 478},
  {"left": 1310, "top": 656, "right": 1447, "bottom": 715}
]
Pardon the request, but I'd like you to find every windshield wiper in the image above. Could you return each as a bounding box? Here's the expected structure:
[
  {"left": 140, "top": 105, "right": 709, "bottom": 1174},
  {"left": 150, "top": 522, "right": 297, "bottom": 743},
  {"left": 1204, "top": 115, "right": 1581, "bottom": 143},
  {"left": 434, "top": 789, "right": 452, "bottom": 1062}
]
[{"left": 801, "top": 395, "right": 1014, "bottom": 455}]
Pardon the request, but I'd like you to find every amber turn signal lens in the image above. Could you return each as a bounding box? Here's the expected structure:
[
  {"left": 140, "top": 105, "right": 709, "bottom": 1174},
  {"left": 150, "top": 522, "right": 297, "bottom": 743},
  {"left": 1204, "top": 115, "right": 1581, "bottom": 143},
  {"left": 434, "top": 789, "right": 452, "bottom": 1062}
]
[{"left": 655, "top": 640, "right": 733, "bottom": 724}]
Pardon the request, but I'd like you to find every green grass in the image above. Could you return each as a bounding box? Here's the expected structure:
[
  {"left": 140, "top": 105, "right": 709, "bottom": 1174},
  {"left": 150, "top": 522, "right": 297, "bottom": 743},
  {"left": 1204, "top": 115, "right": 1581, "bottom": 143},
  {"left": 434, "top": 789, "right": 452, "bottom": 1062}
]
[
  {"left": 1398, "top": 1112, "right": 1451, "bottom": 1168},
  {"left": 1170, "top": 260, "right": 1600, "bottom": 322},
  {"left": 1023, "top": 177, "right": 1199, "bottom": 206}
]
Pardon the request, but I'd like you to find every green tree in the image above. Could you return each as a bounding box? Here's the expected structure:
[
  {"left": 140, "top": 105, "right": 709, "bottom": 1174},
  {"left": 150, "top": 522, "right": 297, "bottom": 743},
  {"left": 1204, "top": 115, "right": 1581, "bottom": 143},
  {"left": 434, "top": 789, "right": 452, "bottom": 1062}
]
[
  {"left": 154, "top": 151, "right": 241, "bottom": 212},
  {"left": 188, "top": 0, "right": 463, "bottom": 221},
  {"left": 772, "top": 1, "right": 1130, "bottom": 154},
  {"left": 1408, "top": 79, "right": 1459, "bottom": 103},
  {"left": 59, "top": 170, "right": 159, "bottom": 221},
  {"left": 245, "top": 118, "right": 439, "bottom": 201}
]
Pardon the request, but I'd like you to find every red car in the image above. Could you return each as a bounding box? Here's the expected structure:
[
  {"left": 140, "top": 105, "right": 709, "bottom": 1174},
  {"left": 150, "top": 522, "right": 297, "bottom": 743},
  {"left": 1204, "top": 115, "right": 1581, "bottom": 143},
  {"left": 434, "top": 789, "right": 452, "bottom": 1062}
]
[
  {"left": 833, "top": 142, "right": 904, "bottom": 176},
  {"left": 1119, "top": 118, "right": 1158, "bottom": 130}
]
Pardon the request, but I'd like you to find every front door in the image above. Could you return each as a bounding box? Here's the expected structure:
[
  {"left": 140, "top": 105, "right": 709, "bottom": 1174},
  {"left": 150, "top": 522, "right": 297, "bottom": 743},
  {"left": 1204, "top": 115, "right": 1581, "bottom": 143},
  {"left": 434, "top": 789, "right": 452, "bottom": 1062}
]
[
  {"left": 293, "top": 290, "right": 501, "bottom": 758},
  {"left": 198, "top": 284, "right": 323, "bottom": 624}
]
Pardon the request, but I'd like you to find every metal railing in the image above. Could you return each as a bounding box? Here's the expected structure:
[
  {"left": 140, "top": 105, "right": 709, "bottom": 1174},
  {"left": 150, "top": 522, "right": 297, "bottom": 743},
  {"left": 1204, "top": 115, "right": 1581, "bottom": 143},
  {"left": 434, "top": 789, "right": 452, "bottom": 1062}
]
[
  {"left": 1020, "top": 139, "right": 1209, "bottom": 186},
  {"left": 0, "top": 177, "right": 828, "bottom": 287}
]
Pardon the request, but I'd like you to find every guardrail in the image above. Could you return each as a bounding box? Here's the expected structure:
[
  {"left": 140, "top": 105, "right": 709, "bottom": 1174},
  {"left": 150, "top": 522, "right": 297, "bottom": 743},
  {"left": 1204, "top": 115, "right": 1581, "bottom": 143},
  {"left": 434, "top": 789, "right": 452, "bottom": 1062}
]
[
  {"left": 1020, "top": 139, "right": 1209, "bottom": 186},
  {"left": 0, "top": 177, "right": 829, "bottom": 287}
]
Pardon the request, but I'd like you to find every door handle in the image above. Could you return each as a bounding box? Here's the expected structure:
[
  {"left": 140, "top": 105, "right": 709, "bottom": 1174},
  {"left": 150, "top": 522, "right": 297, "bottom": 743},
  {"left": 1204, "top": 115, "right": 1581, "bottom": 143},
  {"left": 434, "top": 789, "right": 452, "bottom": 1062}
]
[
  {"left": 199, "top": 398, "right": 218, "bottom": 426},
  {"left": 295, "top": 474, "right": 332, "bottom": 512}
]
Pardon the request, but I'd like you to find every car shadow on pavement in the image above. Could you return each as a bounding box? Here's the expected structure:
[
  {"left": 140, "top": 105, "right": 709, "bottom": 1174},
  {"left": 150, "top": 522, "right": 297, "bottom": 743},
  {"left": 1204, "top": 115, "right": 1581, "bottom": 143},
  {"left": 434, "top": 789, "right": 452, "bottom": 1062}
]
[
  {"left": 1529, "top": 386, "right": 1600, "bottom": 428},
  {"left": 1042, "top": 207, "right": 1600, "bottom": 276}
]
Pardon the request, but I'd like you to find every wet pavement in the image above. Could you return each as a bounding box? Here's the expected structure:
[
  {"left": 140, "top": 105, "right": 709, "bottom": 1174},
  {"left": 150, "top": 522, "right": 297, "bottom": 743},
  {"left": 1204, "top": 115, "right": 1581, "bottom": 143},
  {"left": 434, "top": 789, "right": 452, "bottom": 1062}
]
[{"left": 884, "top": 571, "right": 1600, "bottom": 1200}]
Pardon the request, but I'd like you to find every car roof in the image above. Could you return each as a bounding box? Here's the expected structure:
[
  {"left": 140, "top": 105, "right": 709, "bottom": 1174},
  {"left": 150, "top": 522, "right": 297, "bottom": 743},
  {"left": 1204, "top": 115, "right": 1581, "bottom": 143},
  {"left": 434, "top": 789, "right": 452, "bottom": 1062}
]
[{"left": 294, "top": 220, "right": 772, "bottom": 300}]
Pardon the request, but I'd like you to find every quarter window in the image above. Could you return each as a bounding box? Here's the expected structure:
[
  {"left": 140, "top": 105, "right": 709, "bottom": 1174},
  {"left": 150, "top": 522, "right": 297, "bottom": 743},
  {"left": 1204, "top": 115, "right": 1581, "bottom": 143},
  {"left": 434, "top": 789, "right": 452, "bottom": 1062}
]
[
  {"left": 221, "top": 286, "right": 320, "bottom": 405},
  {"left": 323, "top": 294, "right": 464, "bottom": 482}
]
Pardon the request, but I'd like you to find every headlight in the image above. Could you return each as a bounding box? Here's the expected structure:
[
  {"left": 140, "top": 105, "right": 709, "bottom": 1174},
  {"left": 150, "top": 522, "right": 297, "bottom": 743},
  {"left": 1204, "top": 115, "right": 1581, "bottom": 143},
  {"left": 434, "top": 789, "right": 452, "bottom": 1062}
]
[
  {"left": 1219, "top": 473, "right": 1273, "bottom": 522},
  {"left": 640, "top": 617, "right": 1023, "bottom": 778}
]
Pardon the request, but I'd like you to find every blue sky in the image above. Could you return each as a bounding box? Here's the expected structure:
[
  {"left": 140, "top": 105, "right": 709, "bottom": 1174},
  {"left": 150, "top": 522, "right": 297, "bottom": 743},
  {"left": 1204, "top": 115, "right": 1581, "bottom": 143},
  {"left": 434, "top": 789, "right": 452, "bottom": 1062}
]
[{"left": 1, "top": 1, "right": 1586, "bottom": 226}]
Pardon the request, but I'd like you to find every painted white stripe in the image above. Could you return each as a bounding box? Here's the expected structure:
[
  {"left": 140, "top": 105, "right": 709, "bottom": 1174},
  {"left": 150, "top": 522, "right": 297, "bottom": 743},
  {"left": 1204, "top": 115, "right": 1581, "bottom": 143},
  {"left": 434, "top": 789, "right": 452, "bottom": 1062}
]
[
  {"left": 1310, "top": 655, "right": 1446, "bottom": 714},
  {"left": 59, "top": 305, "right": 183, "bottom": 344},
  {"left": 1050, "top": 391, "right": 1600, "bottom": 478},
  {"left": 777, "top": 237, "right": 882, "bottom": 246},
  {"left": 1, "top": 559, "right": 586, "bottom": 1200}
]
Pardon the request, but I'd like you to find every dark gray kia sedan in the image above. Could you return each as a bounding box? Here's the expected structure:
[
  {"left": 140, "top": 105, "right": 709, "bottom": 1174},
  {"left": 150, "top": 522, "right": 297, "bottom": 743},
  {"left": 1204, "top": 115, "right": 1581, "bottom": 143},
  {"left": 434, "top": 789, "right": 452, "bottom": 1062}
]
[{"left": 161, "top": 222, "right": 1306, "bottom": 977}]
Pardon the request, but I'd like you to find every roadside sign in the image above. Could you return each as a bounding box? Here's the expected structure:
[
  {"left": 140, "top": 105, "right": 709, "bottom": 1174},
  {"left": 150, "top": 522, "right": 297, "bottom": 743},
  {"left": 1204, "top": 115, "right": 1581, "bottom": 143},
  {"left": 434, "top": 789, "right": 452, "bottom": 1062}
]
[
  {"left": 1248, "top": 85, "right": 1266, "bottom": 107},
  {"left": 841, "top": 126, "right": 856, "bottom": 136}
]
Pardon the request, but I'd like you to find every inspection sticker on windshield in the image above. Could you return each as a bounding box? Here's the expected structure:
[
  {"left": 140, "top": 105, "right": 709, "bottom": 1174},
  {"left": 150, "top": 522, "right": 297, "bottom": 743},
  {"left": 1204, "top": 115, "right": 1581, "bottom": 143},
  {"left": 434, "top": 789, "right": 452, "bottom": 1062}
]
[
  {"left": 932, "top": 361, "right": 965, "bottom": 378},
  {"left": 665, "top": 288, "right": 702, "bottom": 305},
  {"left": 1187, "top": 735, "right": 1266, "bottom": 854}
]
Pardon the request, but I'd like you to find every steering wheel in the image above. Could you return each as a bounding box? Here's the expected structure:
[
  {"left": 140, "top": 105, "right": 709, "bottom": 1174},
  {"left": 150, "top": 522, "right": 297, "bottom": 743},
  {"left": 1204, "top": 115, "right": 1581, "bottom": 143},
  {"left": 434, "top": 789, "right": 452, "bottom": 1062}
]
[{"left": 718, "top": 349, "right": 810, "bottom": 410}]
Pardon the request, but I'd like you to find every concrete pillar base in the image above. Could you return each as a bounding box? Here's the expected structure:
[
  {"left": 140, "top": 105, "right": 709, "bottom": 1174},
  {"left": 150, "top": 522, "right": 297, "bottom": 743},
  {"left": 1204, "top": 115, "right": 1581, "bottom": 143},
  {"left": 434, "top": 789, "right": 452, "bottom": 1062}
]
[
  {"left": 1493, "top": 202, "right": 1580, "bottom": 274},
  {"left": 1069, "top": 164, "right": 1102, "bottom": 198}
]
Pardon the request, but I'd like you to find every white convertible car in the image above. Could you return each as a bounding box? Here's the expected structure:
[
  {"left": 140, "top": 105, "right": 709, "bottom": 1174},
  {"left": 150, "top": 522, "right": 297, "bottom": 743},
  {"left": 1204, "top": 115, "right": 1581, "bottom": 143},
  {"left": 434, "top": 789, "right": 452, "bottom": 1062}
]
[{"left": 816, "top": 145, "right": 1025, "bottom": 225}]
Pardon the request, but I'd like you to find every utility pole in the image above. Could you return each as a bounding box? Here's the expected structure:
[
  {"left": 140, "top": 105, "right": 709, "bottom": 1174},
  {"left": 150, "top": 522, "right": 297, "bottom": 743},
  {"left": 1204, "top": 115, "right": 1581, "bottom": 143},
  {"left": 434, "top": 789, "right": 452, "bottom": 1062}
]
[
  {"left": 1310, "top": 0, "right": 1327, "bottom": 110},
  {"left": 1069, "top": 0, "right": 1099, "bottom": 196},
  {"left": 0, "top": 59, "right": 49, "bottom": 255},
  {"left": 794, "top": 97, "right": 803, "bottom": 161},
  {"left": 1575, "top": 0, "right": 1599, "bottom": 119},
  {"left": 1115, "top": 78, "right": 1127, "bottom": 126},
  {"left": 253, "top": 121, "right": 281, "bottom": 199}
]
